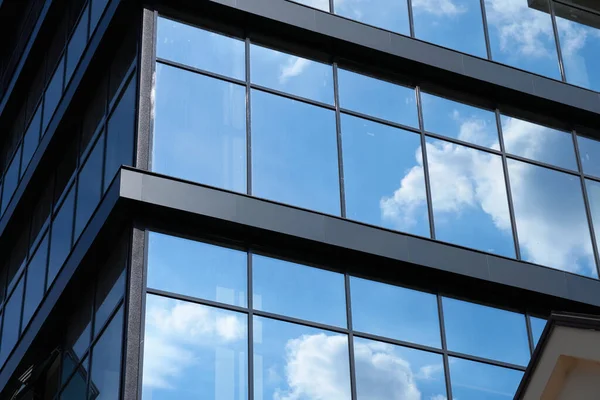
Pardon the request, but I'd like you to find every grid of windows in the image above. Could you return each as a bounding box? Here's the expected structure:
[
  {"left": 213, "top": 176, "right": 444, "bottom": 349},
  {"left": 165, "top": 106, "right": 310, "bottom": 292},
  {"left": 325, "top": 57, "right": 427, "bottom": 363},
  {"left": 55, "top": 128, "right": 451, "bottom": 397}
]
[
  {"left": 291, "top": 0, "right": 600, "bottom": 93},
  {"left": 141, "top": 231, "right": 547, "bottom": 400},
  {"left": 152, "top": 16, "right": 600, "bottom": 279}
]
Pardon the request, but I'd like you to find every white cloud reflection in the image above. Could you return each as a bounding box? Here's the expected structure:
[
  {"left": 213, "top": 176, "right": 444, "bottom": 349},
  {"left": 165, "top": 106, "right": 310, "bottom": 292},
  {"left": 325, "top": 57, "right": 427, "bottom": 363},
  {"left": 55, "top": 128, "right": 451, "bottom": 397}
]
[{"left": 412, "top": 0, "right": 466, "bottom": 17}]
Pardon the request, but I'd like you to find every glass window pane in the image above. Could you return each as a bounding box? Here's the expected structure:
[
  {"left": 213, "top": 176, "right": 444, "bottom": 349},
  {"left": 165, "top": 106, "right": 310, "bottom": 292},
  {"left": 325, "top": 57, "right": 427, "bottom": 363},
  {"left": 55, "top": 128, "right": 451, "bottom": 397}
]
[
  {"left": 354, "top": 337, "right": 446, "bottom": 400},
  {"left": 251, "top": 45, "right": 333, "bottom": 104},
  {"left": 253, "top": 255, "right": 346, "bottom": 327},
  {"left": 484, "top": 0, "right": 560, "bottom": 79},
  {"left": 254, "top": 316, "right": 350, "bottom": 400},
  {"left": 43, "top": 57, "right": 65, "bottom": 132},
  {"left": 66, "top": 6, "right": 89, "bottom": 84},
  {"left": 586, "top": 179, "right": 600, "bottom": 266},
  {"left": 94, "top": 256, "right": 126, "bottom": 337},
  {"left": 426, "top": 137, "right": 515, "bottom": 257},
  {"left": 142, "top": 295, "right": 247, "bottom": 399},
  {"left": 413, "top": 0, "right": 486, "bottom": 57},
  {"left": 153, "top": 64, "right": 246, "bottom": 193},
  {"left": 90, "top": 0, "right": 107, "bottom": 34},
  {"left": 508, "top": 159, "right": 596, "bottom": 277},
  {"left": 22, "top": 105, "right": 42, "bottom": 176},
  {"left": 334, "top": 0, "right": 410, "bottom": 36},
  {"left": 338, "top": 69, "right": 418, "bottom": 127},
  {"left": 47, "top": 187, "right": 75, "bottom": 288},
  {"left": 555, "top": 3, "right": 600, "bottom": 92},
  {"left": 65, "top": 293, "right": 92, "bottom": 362},
  {"left": 449, "top": 357, "right": 523, "bottom": 400},
  {"left": 421, "top": 93, "right": 499, "bottom": 149},
  {"left": 529, "top": 316, "right": 546, "bottom": 348},
  {"left": 75, "top": 135, "right": 104, "bottom": 239},
  {"left": 501, "top": 115, "right": 577, "bottom": 170},
  {"left": 104, "top": 77, "right": 136, "bottom": 190},
  {"left": 351, "top": 277, "right": 441, "bottom": 348},
  {"left": 90, "top": 306, "right": 123, "bottom": 400},
  {"left": 251, "top": 90, "right": 340, "bottom": 215},
  {"left": 1, "top": 146, "right": 21, "bottom": 215},
  {"left": 22, "top": 233, "right": 49, "bottom": 329},
  {"left": 0, "top": 276, "right": 24, "bottom": 365},
  {"left": 61, "top": 356, "right": 89, "bottom": 400},
  {"left": 147, "top": 232, "right": 247, "bottom": 307},
  {"left": 578, "top": 135, "right": 600, "bottom": 178},
  {"left": 342, "top": 114, "right": 430, "bottom": 237},
  {"left": 443, "top": 297, "right": 530, "bottom": 365},
  {"left": 292, "top": 0, "right": 329, "bottom": 11},
  {"left": 157, "top": 17, "right": 245, "bottom": 80}
]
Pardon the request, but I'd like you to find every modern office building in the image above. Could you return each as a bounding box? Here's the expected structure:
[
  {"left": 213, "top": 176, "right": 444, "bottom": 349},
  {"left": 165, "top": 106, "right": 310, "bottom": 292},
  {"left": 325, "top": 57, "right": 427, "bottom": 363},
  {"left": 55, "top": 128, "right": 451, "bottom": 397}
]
[{"left": 0, "top": 0, "right": 600, "bottom": 398}]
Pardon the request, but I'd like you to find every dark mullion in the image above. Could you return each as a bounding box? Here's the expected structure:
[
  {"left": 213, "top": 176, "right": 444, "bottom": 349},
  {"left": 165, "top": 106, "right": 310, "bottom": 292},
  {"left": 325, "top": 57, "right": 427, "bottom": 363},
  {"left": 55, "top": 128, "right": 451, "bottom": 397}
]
[
  {"left": 86, "top": 270, "right": 98, "bottom": 400},
  {"left": 525, "top": 314, "right": 535, "bottom": 355},
  {"left": 549, "top": 0, "right": 567, "bottom": 82},
  {"left": 344, "top": 274, "right": 358, "bottom": 400},
  {"left": 446, "top": 349, "right": 527, "bottom": 371},
  {"left": 416, "top": 87, "right": 436, "bottom": 239},
  {"left": 247, "top": 252, "right": 254, "bottom": 400},
  {"left": 245, "top": 38, "right": 252, "bottom": 196},
  {"left": 147, "top": 287, "right": 248, "bottom": 314},
  {"left": 251, "top": 82, "right": 335, "bottom": 111},
  {"left": 495, "top": 110, "right": 522, "bottom": 260},
  {"left": 156, "top": 57, "right": 246, "bottom": 86},
  {"left": 572, "top": 130, "right": 600, "bottom": 278},
  {"left": 340, "top": 107, "right": 420, "bottom": 135},
  {"left": 406, "top": 0, "right": 415, "bottom": 38},
  {"left": 506, "top": 152, "right": 580, "bottom": 177},
  {"left": 437, "top": 295, "right": 453, "bottom": 400},
  {"left": 329, "top": 0, "right": 334, "bottom": 13},
  {"left": 479, "top": 0, "right": 492, "bottom": 60},
  {"left": 424, "top": 130, "right": 502, "bottom": 156},
  {"left": 353, "top": 330, "right": 443, "bottom": 355},
  {"left": 333, "top": 63, "right": 347, "bottom": 218}
]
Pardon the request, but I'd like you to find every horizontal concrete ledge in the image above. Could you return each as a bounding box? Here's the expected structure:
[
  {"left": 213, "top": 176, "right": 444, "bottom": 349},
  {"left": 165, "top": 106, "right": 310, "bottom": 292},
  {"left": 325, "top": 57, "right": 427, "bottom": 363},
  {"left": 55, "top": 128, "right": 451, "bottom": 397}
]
[{"left": 119, "top": 167, "right": 600, "bottom": 310}]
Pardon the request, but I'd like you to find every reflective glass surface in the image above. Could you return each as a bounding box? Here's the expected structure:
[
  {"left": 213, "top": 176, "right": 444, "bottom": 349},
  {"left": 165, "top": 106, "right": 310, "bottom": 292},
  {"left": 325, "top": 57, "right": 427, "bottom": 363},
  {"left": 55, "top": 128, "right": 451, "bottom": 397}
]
[
  {"left": 251, "top": 90, "right": 340, "bottom": 215},
  {"left": 426, "top": 137, "right": 515, "bottom": 257},
  {"left": 90, "top": 0, "right": 107, "bottom": 34},
  {"left": 342, "top": 114, "right": 430, "bottom": 237},
  {"left": 1, "top": 147, "right": 20, "bottom": 215},
  {"left": 254, "top": 316, "right": 351, "bottom": 400},
  {"left": 0, "top": 276, "right": 24, "bottom": 364},
  {"left": 75, "top": 136, "right": 104, "bottom": 239},
  {"left": 253, "top": 255, "right": 346, "bottom": 327},
  {"left": 530, "top": 316, "right": 546, "bottom": 348},
  {"left": 334, "top": 0, "right": 410, "bottom": 36},
  {"left": 22, "top": 234, "right": 49, "bottom": 328},
  {"left": 443, "top": 297, "right": 530, "bottom": 365},
  {"left": 421, "top": 92, "right": 499, "bottom": 149},
  {"left": 555, "top": 3, "right": 600, "bottom": 92},
  {"left": 292, "top": 0, "right": 329, "bottom": 11},
  {"left": 94, "top": 262, "right": 125, "bottom": 337},
  {"left": 578, "top": 135, "right": 600, "bottom": 178},
  {"left": 22, "top": 106, "right": 42, "bottom": 175},
  {"left": 449, "top": 357, "right": 523, "bottom": 400},
  {"left": 153, "top": 64, "right": 246, "bottom": 193},
  {"left": 65, "top": 294, "right": 92, "bottom": 362},
  {"left": 66, "top": 7, "right": 88, "bottom": 84},
  {"left": 142, "top": 295, "right": 247, "bottom": 400},
  {"left": 90, "top": 307, "right": 123, "bottom": 400},
  {"left": 413, "top": 0, "right": 487, "bottom": 57},
  {"left": 350, "top": 277, "right": 441, "bottom": 348},
  {"left": 508, "top": 159, "right": 596, "bottom": 277},
  {"left": 501, "top": 115, "right": 577, "bottom": 170},
  {"left": 43, "top": 58, "right": 65, "bottom": 131},
  {"left": 586, "top": 179, "right": 600, "bottom": 258},
  {"left": 61, "top": 357, "right": 89, "bottom": 399},
  {"left": 337, "top": 69, "right": 418, "bottom": 127},
  {"left": 251, "top": 45, "right": 334, "bottom": 104},
  {"left": 354, "top": 337, "right": 446, "bottom": 400},
  {"left": 157, "top": 17, "right": 245, "bottom": 80},
  {"left": 47, "top": 187, "right": 75, "bottom": 288},
  {"left": 148, "top": 232, "right": 247, "bottom": 307},
  {"left": 484, "top": 0, "right": 560, "bottom": 79}
]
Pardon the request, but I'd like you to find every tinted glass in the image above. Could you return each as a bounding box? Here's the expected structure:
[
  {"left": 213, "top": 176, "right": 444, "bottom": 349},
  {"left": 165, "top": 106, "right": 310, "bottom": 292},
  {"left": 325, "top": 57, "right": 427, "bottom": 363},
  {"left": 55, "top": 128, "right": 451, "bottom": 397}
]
[
  {"left": 65, "top": 294, "right": 92, "bottom": 362},
  {"left": 61, "top": 357, "right": 89, "bottom": 399},
  {"left": 1, "top": 147, "right": 21, "bottom": 215},
  {"left": 75, "top": 136, "right": 104, "bottom": 239},
  {"left": 253, "top": 255, "right": 346, "bottom": 327},
  {"left": 90, "top": 307, "right": 123, "bottom": 400},
  {"left": 292, "top": 0, "right": 329, "bottom": 11},
  {"left": 0, "top": 276, "right": 24, "bottom": 364},
  {"left": 354, "top": 337, "right": 446, "bottom": 400},
  {"left": 484, "top": 0, "right": 560, "bottom": 79},
  {"left": 147, "top": 232, "right": 247, "bottom": 307},
  {"left": 502, "top": 115, "right": 577, "bottom": 170},
  {"left": 530, "top": 316, "right": 546, "bottom": 347},
  {"left": 351, "top": 277, "right": 441, "bottom": 347},
  {"left": 586, "top": 179, "right": 600, "bottom": 260},
  {"left": 251, "top": 44, "right": 334, "bottom": 104},
  {"left": 66, "top": 6, "right": 89, "bottom": 84},
  {"left": 334, "top": 0, "right": 410, "bottom": 36},
  {"left": 153, "top": 64, "right": 246, "bottom": 193},
  {"left": 90, "top": 0, "right": 107, "bottom": 34},
  {"left": 421, "top": 93, "right": 499, "bottom": 149},
  {"left": 104, "top": 77, "right": 135, "bottom": 189},
  {"left": 157, "top": 17, "right": 245, "bottom": 80},
  {"left": 426, "top": 137, "right": 515, "bottom": 257},
  {"left": 47, "top": 187, "right": 75, "bottom": 288},
  {"left": 22, "top": 234, "right": 49, "bottom": 328},
  {"left": 142, "top": 295, "right": 247, "bottom": 399},
  {"left": 254, "top": 316, "right": 351, "bottom": 400},
  {"left": 22, "top": 105, "right": 42, "bottom": 175},
  {"left": 555, "top": 3, "right": 600, "bottom": 92},
  {"left": 43, "top": 57, "right": 65, "bottom": 132},
  {"left": 342, "top": 114, "right": 430, "bottom": 237},
  {"left": 252, "top": 90, "right": 340, "bottom": 215},
  {"left": 578, "top": 135, "right": 600, "bottom": 178},
  {"left": 508, "top": 159, "right": 596, "bottom": 277},
  {"left": 443, "top": 297, "right": 529, "bottom": 366},
  {"left": 94, "top": 261, "right": 125, "bottom": 337},
  {"left": 338, "top": 69, "right": 418, "bottom": 127},
  {"left": 413, "top": 0, "right": 486, "bottom": 57},
  {"left": 449, "top": 357, "right": 523, "bottom": 400}
]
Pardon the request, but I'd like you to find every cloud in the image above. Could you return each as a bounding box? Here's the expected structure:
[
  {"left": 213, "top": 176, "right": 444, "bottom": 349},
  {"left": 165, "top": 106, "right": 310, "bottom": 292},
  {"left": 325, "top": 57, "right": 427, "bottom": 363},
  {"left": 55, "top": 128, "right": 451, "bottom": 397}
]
[
  {"left": 412, "top": 0, "right": 467, "bottom": 17},
  {"left": 279, "top": 57, "right": 312, "bottom": 84}
]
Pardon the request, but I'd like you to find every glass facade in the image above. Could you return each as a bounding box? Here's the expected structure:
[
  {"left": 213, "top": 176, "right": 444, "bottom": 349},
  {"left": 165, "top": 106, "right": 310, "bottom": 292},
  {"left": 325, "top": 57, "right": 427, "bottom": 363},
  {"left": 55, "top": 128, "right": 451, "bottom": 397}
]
[
  {"left": 142, "top": 232, "right": 538, "bottom": 399},
  {"left": 151, "top": 16, "right": 600, "bottom": 279}
]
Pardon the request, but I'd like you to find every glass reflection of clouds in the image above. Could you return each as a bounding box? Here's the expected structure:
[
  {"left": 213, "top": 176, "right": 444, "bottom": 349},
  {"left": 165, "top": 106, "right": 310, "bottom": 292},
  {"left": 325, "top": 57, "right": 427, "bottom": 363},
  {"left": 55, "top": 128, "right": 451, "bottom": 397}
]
[
  {"left": 449, "top": 357, "right": 523, "bottom": 400},
  {"left": 142, "top": 295, "right": 248, "bottom": 400},
  {"left": 529, "top": 316, "right": 547, "bottom": 347},
  {"left": 334, "top": 0, "right": 410, "bottom": 36},
  {"left": 579, "top": 135, "right": 600, "bottom": 178},
  {"left": 586, "top": 179, "right": 600, "bottom": 257}
]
